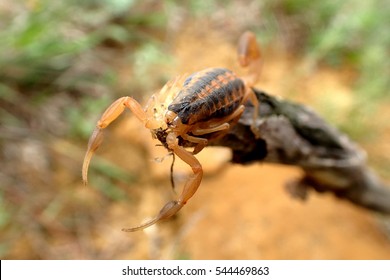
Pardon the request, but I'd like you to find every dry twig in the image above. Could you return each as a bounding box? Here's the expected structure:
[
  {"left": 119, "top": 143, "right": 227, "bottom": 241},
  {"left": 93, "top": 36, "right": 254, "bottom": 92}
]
[{"left": 211, "top": 88, "right": 390, "bottom": 214}]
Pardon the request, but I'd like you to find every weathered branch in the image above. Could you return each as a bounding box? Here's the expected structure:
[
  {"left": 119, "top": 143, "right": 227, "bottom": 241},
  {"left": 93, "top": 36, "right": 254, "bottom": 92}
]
[{"left": 211, "top": 88, "right": 390, "bottom": 214}]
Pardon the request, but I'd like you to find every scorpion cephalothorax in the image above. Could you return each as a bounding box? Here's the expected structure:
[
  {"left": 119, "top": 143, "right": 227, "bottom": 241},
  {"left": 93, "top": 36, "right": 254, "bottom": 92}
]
[
  {"left": 153, "top": 128, "right": 169, "bottom": 150},
  {"left": 82, "top": 31, "right": 262, "bottom": 231}
]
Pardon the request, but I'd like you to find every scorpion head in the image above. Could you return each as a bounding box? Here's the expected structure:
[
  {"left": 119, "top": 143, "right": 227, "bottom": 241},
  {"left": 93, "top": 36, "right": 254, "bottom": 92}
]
[{"left": 152, "top": 127, "right": 169, "bottom": 150}]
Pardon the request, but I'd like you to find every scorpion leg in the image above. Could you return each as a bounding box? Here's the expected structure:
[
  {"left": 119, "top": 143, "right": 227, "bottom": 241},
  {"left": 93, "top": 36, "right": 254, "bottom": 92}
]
[
  {"left": 188, "top": 105, "right": 245, "bottom": 154},
  {"left": 122, "top": 132, "right": 203, "bottom": 232},
  {"left": 82, "top": 96, "right": 146, "bottom": 185},
  {"left": 181, "top": 134, "right": 208, "bottom": 155},
  {"left": 192, "top": 123, "right": 230, "bottom": 135},
  {"left": 187, "top": 123, "right": 229, "bottom": 154},
  {"left": 192, "top": 104, "right": 245, "bottom": 135},
  {"left": 243, "top": 88, "right": 261, "bottom": 137},
  {"left": 192, "top": 105, "right": 245, "bottom": 136}
]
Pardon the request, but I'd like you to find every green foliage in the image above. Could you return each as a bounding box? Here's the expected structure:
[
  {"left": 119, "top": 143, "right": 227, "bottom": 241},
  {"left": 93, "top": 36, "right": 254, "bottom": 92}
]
[
  {"left": 263, "top": 0, "right": 389, "bottom": 100},
  {"left": 0, "top": 0, "right": 173, "bottom": 139},
  {"left": 0, "top": 2, "right": 99, "bottom": 88},
  {"left": 306, "top": 0, "right": 390, "bottom": 100},
  {"left": 132, "top": 42, "right": 176, "bottom": 91},
  {"left": 0, "top": 190, "right": 10, "bottom": 229},
  {"left": 260, "top": 0, "right": 389, "bottom": 142}
]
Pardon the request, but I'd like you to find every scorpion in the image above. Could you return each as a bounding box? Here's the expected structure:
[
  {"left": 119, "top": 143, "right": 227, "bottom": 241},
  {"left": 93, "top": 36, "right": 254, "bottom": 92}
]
[{"left": 82, "top": 31, "right": 262, "bottom": 231}]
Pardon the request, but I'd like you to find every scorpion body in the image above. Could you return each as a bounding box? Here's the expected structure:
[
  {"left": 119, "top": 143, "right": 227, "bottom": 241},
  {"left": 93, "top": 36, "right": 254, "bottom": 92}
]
[
  {"left": 168, "top": 68, "right": 245, "bottom": 125},
  {"left": 82, "top": 31, "right": 262, "bottom": 231}
]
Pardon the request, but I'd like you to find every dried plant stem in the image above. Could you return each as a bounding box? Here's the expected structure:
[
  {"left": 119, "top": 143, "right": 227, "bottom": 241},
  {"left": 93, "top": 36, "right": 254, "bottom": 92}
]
[{"left": 211, "top": 88, "right": 390, "bottom": 214}]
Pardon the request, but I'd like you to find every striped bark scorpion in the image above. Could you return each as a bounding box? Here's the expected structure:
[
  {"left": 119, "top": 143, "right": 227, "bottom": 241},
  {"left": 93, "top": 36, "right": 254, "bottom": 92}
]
[{"left": 82, "top": 31, "right": 262, "bottom": 231}]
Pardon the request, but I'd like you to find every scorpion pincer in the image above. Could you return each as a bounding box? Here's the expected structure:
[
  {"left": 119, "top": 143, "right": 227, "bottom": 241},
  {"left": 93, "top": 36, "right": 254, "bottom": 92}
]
[{"left": 82, "top": 31, "right": 262, "bottom": 231}]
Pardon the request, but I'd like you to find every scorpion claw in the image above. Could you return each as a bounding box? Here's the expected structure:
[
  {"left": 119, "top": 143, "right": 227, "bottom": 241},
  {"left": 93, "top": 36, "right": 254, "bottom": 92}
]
[
  {"left": 121, "top": 217, "right": 160, "bottom": 232},
  {"left": 82, "top": 127, "right": 104, "bottom": 185},
  {"left": 121, "top": 200, "right": 184, "bottom": 232}
]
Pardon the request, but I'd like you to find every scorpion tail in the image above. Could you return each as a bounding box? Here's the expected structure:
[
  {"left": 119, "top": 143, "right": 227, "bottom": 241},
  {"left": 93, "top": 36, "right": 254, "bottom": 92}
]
[{"left": 237, "top": 31, "right": 262, "bottom": 86}]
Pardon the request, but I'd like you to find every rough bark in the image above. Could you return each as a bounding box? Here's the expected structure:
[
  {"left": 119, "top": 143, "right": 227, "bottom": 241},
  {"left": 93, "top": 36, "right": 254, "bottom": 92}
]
[{"left": 210, "top": 88, "right": 390, "bottom": 214}]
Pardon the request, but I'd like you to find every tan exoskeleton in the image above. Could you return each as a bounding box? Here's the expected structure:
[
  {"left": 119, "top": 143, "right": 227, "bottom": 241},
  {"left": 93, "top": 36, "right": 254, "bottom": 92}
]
[{"left": 82, "top": 31, "right": 262, "bottom": 231}]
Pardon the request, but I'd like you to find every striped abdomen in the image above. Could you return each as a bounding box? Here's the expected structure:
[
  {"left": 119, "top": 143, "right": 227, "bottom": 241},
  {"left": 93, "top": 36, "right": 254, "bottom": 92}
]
[{"left": 168, "top": 68, "right": 245, "bottom": 125}]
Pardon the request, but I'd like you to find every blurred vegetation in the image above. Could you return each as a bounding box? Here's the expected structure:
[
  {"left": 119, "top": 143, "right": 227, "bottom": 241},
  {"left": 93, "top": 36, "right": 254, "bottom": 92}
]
[
  {"left": 266, "top": 0, "right": 390, "bottom": 139},
  {"left": 0, "top": 0, "right": 172, "bottom": 139},
  {"left": 0, "top": 0, "right": 389, "bottom": 259}
]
